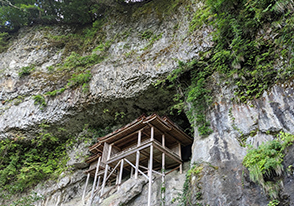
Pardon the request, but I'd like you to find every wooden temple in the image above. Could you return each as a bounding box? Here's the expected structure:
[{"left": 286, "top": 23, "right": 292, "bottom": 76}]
[{"left": 82, "top": 114, "right": 193, "bottom": 206}]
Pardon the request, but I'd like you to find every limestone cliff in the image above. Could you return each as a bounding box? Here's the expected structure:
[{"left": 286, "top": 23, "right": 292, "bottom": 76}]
[{"left": 0, "top": 0, "right": 294, "bottom": 206}]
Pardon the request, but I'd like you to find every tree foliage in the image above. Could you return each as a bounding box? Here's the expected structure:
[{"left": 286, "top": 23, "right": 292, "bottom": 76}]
[{"left": 0, "top": 0, "right": 108, "bottom": 32}]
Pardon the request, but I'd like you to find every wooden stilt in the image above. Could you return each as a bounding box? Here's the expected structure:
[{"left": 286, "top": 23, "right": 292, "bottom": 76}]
[
  {"left": 89, "top": 156, "right": 101, "bottom": 205},
  {"left": 96, "top": 176, "right": 101, "bottom": 190},
  {"left": 178, "top": 143, "right": 182, "bottom": 174},
  {"left": 161, "top": 134, "right": 165, "bottom": 206},
  {"left": 135, "top": 130, "right": 141, "bottom": 179},
  {"left": 82, "top": 173, "right": 90, "bottom": 205},
  {"left": 118, "top": 158, "right": 124, "bottom": 190},
  {"left": 148, "top": 144, "right": 153, "bottom": 206},
  {"left": 130, "top": 166, "right": 134, "bottom": 178},
  {"left": 116, "top": 172, "right": 119, "bottom": 185},
  {"left": 96, "top": 176, "right": 101, "bottom": 203},
  {"left": 100, "top": 144, "right": 112, "bottom": 198}
]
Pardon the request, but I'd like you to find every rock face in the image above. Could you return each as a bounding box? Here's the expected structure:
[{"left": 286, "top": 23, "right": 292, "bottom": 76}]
[
  {"left": 190, "top": 76, "right": 294, "bottom": 205},
  {"left": 0, "top": 0, "right": 212, "bottom": 140},
  {"left": 1, "top": 0, "right": 294, "bottom": 206}
]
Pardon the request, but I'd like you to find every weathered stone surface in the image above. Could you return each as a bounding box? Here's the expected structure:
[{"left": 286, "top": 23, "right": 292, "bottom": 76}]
[
  {"left": 1, "top": 0, "right": 294, "bottom": 206},
  {"left": 190, "top": 74, "right": 294, "bottom": 205},
  {"left": 34, "top": 170, "right": 86, "bottom": 206},
  {"left": 0, "top": 1, "right": 212, "bottom": 140},
  {"left": 99, "top": 177, "right": 147, "bottom": 206}
]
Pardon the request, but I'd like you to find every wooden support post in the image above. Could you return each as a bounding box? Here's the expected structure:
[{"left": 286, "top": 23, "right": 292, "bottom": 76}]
[
  {"left": 82, "top": 173, "right": 90, "bottom": 205},
  {"left": 178, "top": 143, "right": 182, "bottom": 174},
  {"left": 148, "top": 144, "right": 153, "bottom": 206},
  {"left": 150, "top": 126, "right": 154, "bottom": 141},
  {"left": 135, "top": 130, "right": 141, "bottom": 179},
  {"left": 101, "top": 144, "right": 112, "bottom": 198},
  {"left": 96, "top": 176, "right": 101, "bottom": 203},
  {"left": 118, "top": 159, "right": 124, "bottom": 190},
  {"left": 161, "top": 134, "right": 165, "bottom": 206},
  {"left": 96, "top": 176, "right": 101, "bottom": 190},
  {"left": 130, "top": 166, "right": 134, "bottom": 178},
  {"left": 116, "top": 172, "right": 119, "bottom": 185},
  {"left": 89, "top": 156, "right": 101, "bottom": 205}
]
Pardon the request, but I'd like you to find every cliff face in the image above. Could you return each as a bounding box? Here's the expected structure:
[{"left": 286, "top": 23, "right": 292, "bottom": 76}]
[
  {"left": 1, "top": 0, "right": 294, "bottom": 205},
  {"left": 0, "top": 0, "right": 211, "bottom": 140},
  {"left": 190, "top": 79, "right": 294, "bottom": 205}
]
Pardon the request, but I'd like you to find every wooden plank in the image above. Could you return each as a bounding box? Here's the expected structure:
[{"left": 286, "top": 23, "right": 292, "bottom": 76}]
[
  {"left": 107, "top": 142, "right": 152, "bottom": 164},
  {"left": 112, "top": 126, "right": 147, "bottom": 147},
  {"left": 165, "top": 165, "right": 181, "bottom": 176},
  {"left": 152, "top": 141, "right": 182, "bottom": 163},
  {"left": 141, "top": 150, "right": 161, "bottom": 164}
]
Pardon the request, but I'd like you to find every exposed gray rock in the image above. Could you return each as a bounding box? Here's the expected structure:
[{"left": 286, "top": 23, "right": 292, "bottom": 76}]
[
  {"left": 190, "top": 74, "right": 294, "bottom": 205},
  {"left": 0, "top": 1, "right": 212, "bottom": 140},
  {"left": 99, "top": 177, "right": 147, "bottom": 206}
]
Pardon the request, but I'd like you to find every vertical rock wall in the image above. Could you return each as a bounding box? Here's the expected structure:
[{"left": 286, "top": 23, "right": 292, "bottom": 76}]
[{"left": 190, "top": 74, "right": 294, "bottom": 205}]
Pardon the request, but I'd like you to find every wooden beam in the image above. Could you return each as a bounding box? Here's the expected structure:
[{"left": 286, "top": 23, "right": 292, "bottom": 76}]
[
  {"left": 118, "top": 159, "right": 124, "bottom": 190},
  {"left": 179, "top": 142, "right": 182, "bottom": 174},
  {"left": 135, "top": 130, "right": 141, "bottom": 179},
  {"left": 140, "top": 150, "right": 161, "bottom": 164},
  {"left": 90, "top": 156, "right": 101, "bottom": 205},
  {"left": 151, "top": 126, "right": 154, "bottom": 141},
  {"left": 165, "top": 165, "right": 181, "bottom": 176},
  {"left": 124, "top": 158, "right": 149, "bottom": 180},
  {"left": 111, "top": 126, "right": 147, "bottom": 146},
  {"left": 100, "top": 144, "right": 112, "bottom": 197},
  {"left": 162, "top": 134, "right": 166, "bottom": 206},
  {"left": 107, "top": 142, "right": 152, "bottom": 165},
  {"left": 130, "top": 166, "right": 134, "bottom": 178},
  {"left": 148, "top": 145, "right": 153, "bottom": 206},
  {"left": 152, "top": 141, "right": 182, "bottom": 163},
  {"left": 147, "top": 123, "right": 183, "bottom": 146},
  {"left": 139, "top": 165, "right": 162, "bottom": 176},
  {"left": 106, "top": 160, "right": 121, "bottom": 183},
  {"left": 96, "top": 176, "right": 101, "bottom": 203}
]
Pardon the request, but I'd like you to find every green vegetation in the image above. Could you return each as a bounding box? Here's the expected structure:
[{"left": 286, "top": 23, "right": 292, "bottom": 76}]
[
  {"left": 0, "top": 192, "right": 43, "bottom": 206},
  {"left": 176, "top": 162, "right": 217, "bottom": 206},
  {"left": 0, "top": 0, "right": 103, "bottom": 32},
  {"left": 18, "top": 66, "right": 35, "bottom": 77},
  {"left": 228, "top": 107, "right": 245, "bottom": 146},
  {"left": 45, "top": 88, "right": 66, "bottom": 97},
  {"left": 33, "top": 94, "right": 46, "bottom": 110},
  {"left": 0, "top": 32, "right": 10, "bottom": 53},
  {"left": 162, "top": 0, "right": 294, "bottom": 136},
  {"left": 141, "top": 30, "right": 153, "bottom": 39},
  {"left": 0, "top": 123, "right": 110, "bottom": 203},
  {"left": 142, "top": 32, "right": 163, "bottom": 50},
  {"left": 191, "top": 0, "right": 294, "bottom": 102},
  {"left": 180, "top": 163, "right": 204, "bottom": 206},
  {"left": 243, "top": 132, "right": 294, "bottom": 202},
  {"left": 0, "top": 132, "right": 67, "bottom": 195},
  {"left": 159, "top": 59, "right": 213, "bottom": 136}
]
